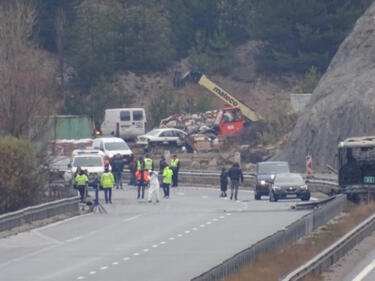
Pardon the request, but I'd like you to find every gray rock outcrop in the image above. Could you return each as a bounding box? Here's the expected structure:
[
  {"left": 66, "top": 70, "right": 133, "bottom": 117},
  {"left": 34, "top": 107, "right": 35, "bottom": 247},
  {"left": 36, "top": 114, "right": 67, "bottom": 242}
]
[{"left": 279, "top": 3, "right": 375, "bottom": 170}]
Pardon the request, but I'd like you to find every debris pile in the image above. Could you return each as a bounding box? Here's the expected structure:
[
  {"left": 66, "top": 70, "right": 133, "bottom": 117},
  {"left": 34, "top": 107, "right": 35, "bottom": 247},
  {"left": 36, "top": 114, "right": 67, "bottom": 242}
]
[
  {"left": 159, "top": 110, "right": 222, "bottom": 153},
  {"left": 160, "top": 110, "right": 219, "bottom": 134}
]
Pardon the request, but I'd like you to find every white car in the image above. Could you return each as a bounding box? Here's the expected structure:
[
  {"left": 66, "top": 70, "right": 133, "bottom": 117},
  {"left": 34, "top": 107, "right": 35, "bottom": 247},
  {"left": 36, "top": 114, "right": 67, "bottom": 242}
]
[
  {"left": 64, "top": 154, "right": 106, "bottom": 188},
  {"left": 137, "top": 128, "right": 188, "bottom": 146},
  {"left": 92, "top": 137, "right": 133, "bottom": 164}
]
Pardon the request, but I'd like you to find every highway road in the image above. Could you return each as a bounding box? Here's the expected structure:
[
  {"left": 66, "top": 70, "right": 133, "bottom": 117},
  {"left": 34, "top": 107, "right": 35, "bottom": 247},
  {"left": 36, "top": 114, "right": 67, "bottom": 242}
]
[
  {"left": 0, "top": 186, "right": 311, "bottom": 281},
  {"left": 340, "top": 236, "right": 375, "bottom": 281}
]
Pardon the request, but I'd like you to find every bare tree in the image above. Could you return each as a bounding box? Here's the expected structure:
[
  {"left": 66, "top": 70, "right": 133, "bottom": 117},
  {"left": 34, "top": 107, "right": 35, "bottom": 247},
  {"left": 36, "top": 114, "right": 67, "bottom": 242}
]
[{"left": 0, "top": 1, "right": 59, "bottom": 139}]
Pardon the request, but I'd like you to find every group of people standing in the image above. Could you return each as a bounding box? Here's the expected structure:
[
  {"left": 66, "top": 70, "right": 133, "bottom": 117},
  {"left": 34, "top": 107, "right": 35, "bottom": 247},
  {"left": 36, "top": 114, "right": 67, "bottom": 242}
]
[
  {"left": 128, "top": 154, "right": 180, "bottom": 202},
  {"left": 219, "top": 163, "right": 244, "bottom": 201},
  {"left": 75, "top": 153, "right": 245, "bottom": 204}
]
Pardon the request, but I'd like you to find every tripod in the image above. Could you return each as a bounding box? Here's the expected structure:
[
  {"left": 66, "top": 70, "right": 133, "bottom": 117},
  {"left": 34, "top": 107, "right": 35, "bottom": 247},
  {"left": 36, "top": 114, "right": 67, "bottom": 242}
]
[{"left": 90, "top": 185, "right": 107, "bottom": 214}]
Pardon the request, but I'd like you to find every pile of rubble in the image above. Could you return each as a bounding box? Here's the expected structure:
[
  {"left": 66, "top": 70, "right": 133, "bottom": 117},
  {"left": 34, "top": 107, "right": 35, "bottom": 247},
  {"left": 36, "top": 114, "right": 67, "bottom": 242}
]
[
  {"left": 160, "top": 110, "right": 219, "bottom": 134},
  {"left": 160, "top": 110, "right": 220, "bottom": 152}
]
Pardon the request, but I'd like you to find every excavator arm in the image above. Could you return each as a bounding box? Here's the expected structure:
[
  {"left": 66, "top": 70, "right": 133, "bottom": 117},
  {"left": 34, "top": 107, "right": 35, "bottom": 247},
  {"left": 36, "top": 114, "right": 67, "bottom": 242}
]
[{"left": 173, "top": 71, "right": 263, "bottom": 122}]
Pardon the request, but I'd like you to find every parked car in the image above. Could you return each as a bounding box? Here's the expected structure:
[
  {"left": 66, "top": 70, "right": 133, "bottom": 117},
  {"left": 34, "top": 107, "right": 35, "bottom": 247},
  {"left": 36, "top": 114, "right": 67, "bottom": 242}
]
[
  {"left": 137, "top": 128, "right": 188, "bottom": 151},
  {"left": 269, "top": 173, "right": 310, "bottom": 202},
  {"left": 254, "top": 161, "right": 290, "bottom": 200},
  {"left": 64, "top": 153, "right": 106, "bottom": 188},
  {"left": 92, "top": 137, "right": 133, "bottom": 164}
]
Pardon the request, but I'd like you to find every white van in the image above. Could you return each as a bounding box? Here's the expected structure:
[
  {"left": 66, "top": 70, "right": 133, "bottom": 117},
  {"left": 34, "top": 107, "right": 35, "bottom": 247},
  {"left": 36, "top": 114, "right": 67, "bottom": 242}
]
[{"left": 101, "top": 108, "right": 146, "bottom": 139}]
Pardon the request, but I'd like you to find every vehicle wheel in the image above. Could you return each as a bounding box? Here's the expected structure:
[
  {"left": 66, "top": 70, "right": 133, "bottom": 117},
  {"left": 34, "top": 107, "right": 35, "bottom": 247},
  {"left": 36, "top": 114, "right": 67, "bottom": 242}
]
[
  {"left": 254, "top": 192, "right": 261, "bottom": 200},
  {"left": 269, "top": 190, "right": 278, "bottom": 202}
]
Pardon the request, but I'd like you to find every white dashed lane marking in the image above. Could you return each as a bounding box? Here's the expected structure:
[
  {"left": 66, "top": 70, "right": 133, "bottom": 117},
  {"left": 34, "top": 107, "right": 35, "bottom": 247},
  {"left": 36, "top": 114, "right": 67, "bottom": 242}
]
[{"left": 78, "top": 212, "right": 233, "bottom": 279}]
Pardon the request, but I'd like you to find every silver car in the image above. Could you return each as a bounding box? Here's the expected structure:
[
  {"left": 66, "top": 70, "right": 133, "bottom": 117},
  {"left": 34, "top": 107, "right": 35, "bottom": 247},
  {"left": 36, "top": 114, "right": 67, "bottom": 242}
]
[{"left": 137, "top": 128, "right": 187, "bottom": 146}]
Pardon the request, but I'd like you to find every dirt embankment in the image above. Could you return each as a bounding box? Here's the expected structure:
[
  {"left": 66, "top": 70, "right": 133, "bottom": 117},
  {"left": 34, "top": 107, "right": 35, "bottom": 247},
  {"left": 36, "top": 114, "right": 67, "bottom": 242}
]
[{"left": 113, "top": 42, "right": 300, "bottom": 120}]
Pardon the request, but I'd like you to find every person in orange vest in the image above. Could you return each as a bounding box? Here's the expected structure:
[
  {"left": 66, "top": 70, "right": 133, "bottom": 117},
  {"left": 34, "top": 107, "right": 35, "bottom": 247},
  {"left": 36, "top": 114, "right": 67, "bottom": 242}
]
[{"left": 135, "top": 169, "right": 149, "bottom": 199}]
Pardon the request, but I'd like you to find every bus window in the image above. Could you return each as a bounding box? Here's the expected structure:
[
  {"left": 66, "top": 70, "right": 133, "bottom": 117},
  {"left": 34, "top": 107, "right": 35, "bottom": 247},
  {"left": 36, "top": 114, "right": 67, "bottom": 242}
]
[
  {"left": 120, "top": 111, "right": 130, "bottom": 121},
  {"left": 133, "top": 110, "right": 143, "bottom": 121}
]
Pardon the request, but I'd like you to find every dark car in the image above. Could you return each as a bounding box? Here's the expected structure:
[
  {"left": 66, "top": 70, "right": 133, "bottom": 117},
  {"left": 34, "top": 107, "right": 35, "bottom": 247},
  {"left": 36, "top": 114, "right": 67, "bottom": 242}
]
[
  {"left": 254, "top": 161, "right": 290, "bottom": 200},
  {"left": 269, "top": 173, "right": 310, "bottom": 202}
]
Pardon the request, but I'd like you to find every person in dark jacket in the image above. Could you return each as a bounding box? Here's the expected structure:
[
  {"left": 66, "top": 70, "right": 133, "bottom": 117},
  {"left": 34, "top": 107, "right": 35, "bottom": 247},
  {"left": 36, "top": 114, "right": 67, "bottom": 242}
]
[
  {"left": 220, "top": 167, "right": 228, "bottom": 197},
  {"left": 159, "top": 155, "right": 167, "bottom": 182},
  {"left": 128, "top": 158, "right": 137, "bottom": 186},
  {"left": 110, "top": 154, "right": 124, "bottom": 189},
  {"left": 228, "top": 163, "right": 244, "bottom": 201}
]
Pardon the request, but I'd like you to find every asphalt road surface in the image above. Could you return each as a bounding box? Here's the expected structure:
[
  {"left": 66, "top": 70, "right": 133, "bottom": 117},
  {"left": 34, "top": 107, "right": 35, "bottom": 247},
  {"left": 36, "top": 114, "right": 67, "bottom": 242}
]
[
  {"left": 0, "top": 186, "right": 311, "bottom": 281},
  {"left": 339, "top": 235, "right": 375, "bottom": 281}
]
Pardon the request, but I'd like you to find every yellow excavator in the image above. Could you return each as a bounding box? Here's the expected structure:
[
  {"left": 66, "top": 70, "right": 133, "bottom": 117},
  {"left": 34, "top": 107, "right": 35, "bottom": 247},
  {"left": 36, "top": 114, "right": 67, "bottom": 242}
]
[{"left": 173, "top": 71, "right": 263, "bottom": 136}]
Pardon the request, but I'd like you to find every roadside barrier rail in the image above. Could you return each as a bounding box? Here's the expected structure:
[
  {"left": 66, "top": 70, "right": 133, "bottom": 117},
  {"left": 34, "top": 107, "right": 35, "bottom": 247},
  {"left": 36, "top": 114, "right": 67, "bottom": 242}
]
[
  {"left": 0, "top": 197, "right": 80, "bottom": 233},
  {"left": 191, "top": 195, "right": 346, "bottom": 281},
  {"left": 282, "top": 210, "right": 375, "bottom": 281}
]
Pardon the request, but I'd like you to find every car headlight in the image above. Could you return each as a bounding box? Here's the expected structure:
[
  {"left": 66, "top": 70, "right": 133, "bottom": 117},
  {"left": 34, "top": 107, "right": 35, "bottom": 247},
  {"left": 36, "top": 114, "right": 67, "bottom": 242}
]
[
  {"left": 301, "top": 184, "right": 308, "bottom": 190},
  {"left": 270, "top": 174, "right": 275, "bottom": 180},
  {"left": 260, "top": 180, "right": 266, "bottom": 185}
]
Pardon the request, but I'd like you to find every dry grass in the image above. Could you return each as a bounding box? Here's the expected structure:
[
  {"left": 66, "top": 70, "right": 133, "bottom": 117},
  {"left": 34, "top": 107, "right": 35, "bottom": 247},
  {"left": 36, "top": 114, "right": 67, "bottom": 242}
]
[{"left": 222, "top": 201, "right": 375, "bottom": 281}]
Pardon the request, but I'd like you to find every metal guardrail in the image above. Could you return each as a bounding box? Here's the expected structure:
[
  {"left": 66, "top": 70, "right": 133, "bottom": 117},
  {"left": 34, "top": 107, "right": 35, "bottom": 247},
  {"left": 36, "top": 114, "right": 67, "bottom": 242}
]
[
  {"left": 0, "top": 197, "right": 80, "bottom": 233},
  {"left": 292, "top": 196, "right": 337, "bottom": 210},
  {"left": 191, "top": 195, "right": 346, "bottom": 281},
  {"left": 282, "top": 211, "right": 375, "bottom": 281}
]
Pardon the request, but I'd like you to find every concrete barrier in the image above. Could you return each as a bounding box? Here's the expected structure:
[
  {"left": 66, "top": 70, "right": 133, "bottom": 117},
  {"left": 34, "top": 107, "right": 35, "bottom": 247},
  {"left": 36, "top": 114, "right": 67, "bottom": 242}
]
[
  {"left": 191, "top": 195, "right": 346, "bottom": 281},
  {"left": 0, "top": 197, "right": 80, "bottom": 233}
]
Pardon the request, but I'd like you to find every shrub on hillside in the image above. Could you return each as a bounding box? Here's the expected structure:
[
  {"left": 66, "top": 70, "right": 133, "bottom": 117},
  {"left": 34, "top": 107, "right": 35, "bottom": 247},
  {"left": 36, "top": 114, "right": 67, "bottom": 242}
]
[{"left": 0, "top": 136, "right": 43, "bottom": 214}]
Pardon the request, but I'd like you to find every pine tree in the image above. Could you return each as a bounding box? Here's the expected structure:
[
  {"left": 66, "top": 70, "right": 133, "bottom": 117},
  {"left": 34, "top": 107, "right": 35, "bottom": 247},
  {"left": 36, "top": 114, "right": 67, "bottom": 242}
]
[
  {"left": 250, "top": 0, "right": 373, "bottom": 73},
  {"left": 119, "top": 2, "right": 176, "bottom": 72}
]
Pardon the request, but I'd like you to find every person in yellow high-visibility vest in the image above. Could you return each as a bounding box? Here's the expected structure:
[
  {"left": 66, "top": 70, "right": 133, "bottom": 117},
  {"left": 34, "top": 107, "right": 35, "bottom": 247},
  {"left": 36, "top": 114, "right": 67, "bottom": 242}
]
[
  {"left": 75, "top": 169, "right": 88, "bottom": 203},
  {"left": 100, "top": 165, "right": 115, "bottom": 204},
  {"left": 137, "top": 156, "right": 145, "bottom": 171},
  {"left": 170, "top": 154, "right": 180, "bottom": 187},
  {"left": 144, "top": 154, "right": 154, "bottom": 170},
  {"left": 162, "top": 165, "right": 173, "bottom": 198}
]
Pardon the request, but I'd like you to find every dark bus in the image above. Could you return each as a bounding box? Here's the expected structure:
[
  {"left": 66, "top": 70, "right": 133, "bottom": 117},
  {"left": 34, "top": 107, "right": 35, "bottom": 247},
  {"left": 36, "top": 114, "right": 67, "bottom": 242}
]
[{"left": 338, "top": 136, "right": 375, "bottom": 200}]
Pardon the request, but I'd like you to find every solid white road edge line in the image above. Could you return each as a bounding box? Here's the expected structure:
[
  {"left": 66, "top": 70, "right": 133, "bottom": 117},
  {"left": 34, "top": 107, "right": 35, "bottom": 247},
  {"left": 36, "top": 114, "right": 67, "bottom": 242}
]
[{"left": 352, "top": 259, "right": 375, "bottom": 281}]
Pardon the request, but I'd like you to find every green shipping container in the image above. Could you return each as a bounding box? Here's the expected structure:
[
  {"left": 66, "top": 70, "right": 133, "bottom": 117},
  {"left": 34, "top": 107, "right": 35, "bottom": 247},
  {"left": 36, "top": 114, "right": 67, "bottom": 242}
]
[{"left": 49, "top": 115, "right": 93, "bottom": 140}]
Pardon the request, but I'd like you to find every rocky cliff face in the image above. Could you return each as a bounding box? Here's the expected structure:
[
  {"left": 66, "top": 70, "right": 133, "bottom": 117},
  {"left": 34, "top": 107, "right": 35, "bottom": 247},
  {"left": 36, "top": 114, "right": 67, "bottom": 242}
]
[{"left": 278, "top": 2, "right": 375, "bottom": 171}]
